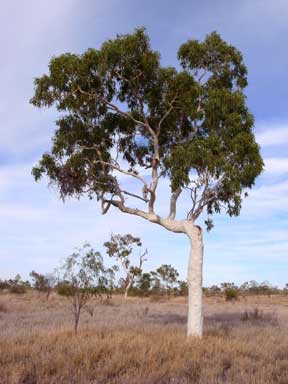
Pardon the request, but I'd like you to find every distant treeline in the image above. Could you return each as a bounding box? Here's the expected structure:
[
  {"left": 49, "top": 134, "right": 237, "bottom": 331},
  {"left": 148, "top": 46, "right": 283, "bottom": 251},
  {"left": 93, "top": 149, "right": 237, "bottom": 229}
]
[
  {"left": 0, "top": 274, "right": 287, "bottom": 299},
  {"left": 3, "top": 237, "right": 284, "bottom": 333},
  {"left": 1, "top": 236, "right": 285, "bottom": 302}
]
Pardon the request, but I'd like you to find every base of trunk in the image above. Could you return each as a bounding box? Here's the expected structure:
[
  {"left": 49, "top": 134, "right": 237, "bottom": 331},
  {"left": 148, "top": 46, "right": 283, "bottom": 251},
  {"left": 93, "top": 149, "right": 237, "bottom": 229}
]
[{"left": 186, "top": 224, "right": 204, "bottom": 337}]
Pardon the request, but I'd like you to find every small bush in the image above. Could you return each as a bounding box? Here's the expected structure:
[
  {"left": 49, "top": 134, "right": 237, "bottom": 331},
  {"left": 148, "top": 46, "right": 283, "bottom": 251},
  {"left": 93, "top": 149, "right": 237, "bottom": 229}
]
[
  {"left": 9, "top": 284, "right": 26, "bottom": 294},
  {"left": 224, "top": 288, "right": 239, "bottom": 301},
  {"left": 55, "top": 282, "right": 74, "bottom": 296}
]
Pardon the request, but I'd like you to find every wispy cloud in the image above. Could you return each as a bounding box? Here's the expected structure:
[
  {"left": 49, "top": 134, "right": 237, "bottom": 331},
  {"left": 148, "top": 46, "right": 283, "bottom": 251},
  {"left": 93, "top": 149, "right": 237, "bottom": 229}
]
[
  {"left": 1, "top": 1, "right": 288, "bottom": 286},
  {"left": 264, "top": 157, "right": 288, "bottom": 174},
  {"left": 256, "top": 123, "right": 288, "bottom": 147}
]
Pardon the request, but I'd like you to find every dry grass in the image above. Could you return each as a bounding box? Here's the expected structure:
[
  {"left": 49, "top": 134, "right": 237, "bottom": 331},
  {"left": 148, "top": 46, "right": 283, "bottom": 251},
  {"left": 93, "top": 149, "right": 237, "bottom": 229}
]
[{"left": 1, "top": 292, "right": 288, "bottom": 383}]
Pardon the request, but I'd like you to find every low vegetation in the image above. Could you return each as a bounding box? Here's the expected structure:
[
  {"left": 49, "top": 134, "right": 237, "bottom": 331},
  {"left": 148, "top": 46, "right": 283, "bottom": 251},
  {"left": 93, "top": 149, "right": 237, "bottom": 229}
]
[
  {"left": 0, "top": 292, "right": 287, "bottom": 383},
  {"left": 1, "top": 236, "right": 288, "bottom": 382}
]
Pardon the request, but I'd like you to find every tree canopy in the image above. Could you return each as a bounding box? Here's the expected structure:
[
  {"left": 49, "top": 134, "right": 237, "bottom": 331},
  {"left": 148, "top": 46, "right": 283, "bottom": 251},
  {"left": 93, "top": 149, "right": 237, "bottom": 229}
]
[{"left": 31, "top": 28, "right": 263, "bottom": 229}]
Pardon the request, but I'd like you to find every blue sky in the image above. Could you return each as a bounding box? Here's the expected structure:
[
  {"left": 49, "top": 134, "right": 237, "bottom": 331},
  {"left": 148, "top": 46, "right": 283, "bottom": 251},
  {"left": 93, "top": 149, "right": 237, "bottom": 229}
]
[{"left": 1, "top": 0, "right": 288, "bottom": 286}]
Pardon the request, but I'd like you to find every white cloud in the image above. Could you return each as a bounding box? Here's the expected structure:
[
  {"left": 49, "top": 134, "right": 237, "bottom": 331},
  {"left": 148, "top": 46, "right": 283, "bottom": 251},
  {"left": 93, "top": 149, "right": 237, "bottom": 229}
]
[
  {"left": 239, "top": 178, "right": 288, "bottom": 218},
  {"left": 1, "top": 1, "right": 288, "bottom": 285},
  {"left": 264, "top": 158, "right": 288, "bottom": 174},
  {"left": 0, "top": 0, "right": 79, "bottom": 157},
  {"left": 256, "top": 123, "right": 288, "bottom": 147}
]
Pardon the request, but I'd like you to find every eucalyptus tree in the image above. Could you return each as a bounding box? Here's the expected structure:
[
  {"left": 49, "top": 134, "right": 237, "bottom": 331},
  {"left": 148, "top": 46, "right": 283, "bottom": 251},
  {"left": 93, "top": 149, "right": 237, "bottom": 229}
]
[
  {"left": 152, "top": 264, "right": 179, "bottom": 298},
  {"left": 30, "top": 270, "right": 55, "bottom": 300},
  {"left": 57, "top": 243, "right": 117, "bottom": 333},
  {"left": 104, "top": 233, "right": 147, "bottom": 299},
  {"left": 31, "top": 28, "right": 263, "bottom": 337}
]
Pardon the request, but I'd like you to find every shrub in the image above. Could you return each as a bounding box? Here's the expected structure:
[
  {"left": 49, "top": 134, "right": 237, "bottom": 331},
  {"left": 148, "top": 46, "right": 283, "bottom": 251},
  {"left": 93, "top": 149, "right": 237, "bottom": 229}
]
[
  {"left": 9, "top": 284, "right": 26, "bottom": 294},
  {"left": 0, "top": 280, "right": 9, "bottom": 290},
  {"left": 56, "top": 243, "right": 118, "bottom": 333},
  {"left": 55, "top": 282, "right": 74, "bottom": 296},
  {"left": 30, "top": 271, "right": 55, "bottom": 300},
  {"left": 224, "top": 288, "right": 239, "bottom": 301}
]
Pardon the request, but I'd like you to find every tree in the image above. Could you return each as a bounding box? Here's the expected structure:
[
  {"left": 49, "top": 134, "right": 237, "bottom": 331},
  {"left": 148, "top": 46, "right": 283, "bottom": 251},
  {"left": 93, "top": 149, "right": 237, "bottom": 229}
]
[
  {"left": 177, "top": 280, "right": 188, "bottom": 297},
  {"left": 104, "top": 233, "right": 147, "bottom": 299},
  {"left": 220, "top": 283, "right": 239, "bottom": 302},
  {"left": 30, "top": 270, "right": 55, "bottom": 300},
  {"left": 8, "top": 274, "right": 29, "bottom": 294},
  {"left": 150, "top": 273, "right": 162, "bottom": 296},
  {"left": 137, "top": 272, "right": 152, "bottom": 297},
  {"left": 56, "top": 243, "right": 117, "bottom": 333},
  {"left": 31, "top": 28, "right": 263, "bottom": 337},
  {"left": 152, "top": 264, "right": 179, "bottom": 298},
  {"left": 0, "top": 280, "right": 10, "bottom": 290}
]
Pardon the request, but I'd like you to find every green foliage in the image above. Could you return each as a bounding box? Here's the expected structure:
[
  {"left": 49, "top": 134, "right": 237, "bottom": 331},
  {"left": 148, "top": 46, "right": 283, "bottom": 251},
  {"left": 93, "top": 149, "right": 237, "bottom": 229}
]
[
  {"left": 31, "top": 28, "right": 263, "bottom": 224},
  {"left": 8, "top": 275, "right": 28, "bottom": 294},
  {"left": 178, "top": 280, "right": 188, "bottom": 296},
  {"left": 30, "top": 271, "right": 55, "bottom": 299},
  {"left": 58, "top": 243, "right": 118, "bottom": 295},
  {"left": 56, "top": 243, "right": 118, "bottom": 332},
  {"left": 104, "top": 233, "right": 146, "bottom": 297},
  {"left": 239, "top": 280, "right": 279, "bottom": 296},
  {"left": 137, "top": 273, "right": 152, "bottom": 297},
  {"left": 55, "top": 282, "right": 74, "bottom": 296},
  {"left": 205, "top": 285, "right": 222, "bottom": 296},
  {"left": 104, "top": 234, "right": 142, "bottom": 267},
  {"left": 204, "top": 281, "right": 280, "bottom": 298},
  {"left": 0, "top": 280, "right": 10, "bottom": 290},
  {"left": 9, "top": 284, "right": 27, "bottom": 294},
  {"left": 224, "top": 288, "right": 239, "bottom": 302},
  {"left": 152, "top": 264, "right": 179, "bottom": 297}
]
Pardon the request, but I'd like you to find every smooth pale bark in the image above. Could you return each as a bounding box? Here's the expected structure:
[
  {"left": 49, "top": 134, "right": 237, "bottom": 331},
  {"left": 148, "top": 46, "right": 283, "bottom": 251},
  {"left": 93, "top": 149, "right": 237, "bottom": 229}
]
[
  {"left": 186, "top": 224, "right": 204, "bottom": 337},
  {"left": 105, "top": 201, "right": 205, "bottom": 337},
  {"left": 124, "top": 277, "right": 133, "bottom": 299}
]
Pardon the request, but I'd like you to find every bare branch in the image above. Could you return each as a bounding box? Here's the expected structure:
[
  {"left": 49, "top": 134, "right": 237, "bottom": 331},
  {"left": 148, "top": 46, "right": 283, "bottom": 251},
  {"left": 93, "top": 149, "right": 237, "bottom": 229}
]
[
  {"left": 167, "top": 187, "right": 182, "bottom": 220},
  {"left": 78, "top": 145, "right": 149, "bottom": 188},
  {"left": 139, "top": 249, "right": 148, "bottom": 268},
  {"left": 158, "top": 97, "right": 177, "bottom": 132},
  {"left": 105, "top": 100, "right": 147, "bottom": 128},
  {"left": 187, "top": 173, "right": 225, "bottom": 221},
  {"left": 105, "top": 199, "right": 186, "bottom": 233},
  {"left": 122, "top": 190, "right": 149, "bottom": 203},
  {"left": 76, "top": 86, "right": 161, "bottom": 214}
]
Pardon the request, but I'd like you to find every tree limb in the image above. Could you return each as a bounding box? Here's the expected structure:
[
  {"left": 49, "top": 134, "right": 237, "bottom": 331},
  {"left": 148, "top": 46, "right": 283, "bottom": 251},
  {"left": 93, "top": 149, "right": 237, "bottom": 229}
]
[
  {"left": 105, "top": 199, "right": 186, "bottom": 233},
  {"left": 167, "top": 187, "right": 182, "bottom": 220}
]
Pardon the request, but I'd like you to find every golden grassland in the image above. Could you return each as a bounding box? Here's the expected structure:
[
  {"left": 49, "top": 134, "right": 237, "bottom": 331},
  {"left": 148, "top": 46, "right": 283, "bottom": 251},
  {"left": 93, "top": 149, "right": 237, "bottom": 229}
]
[{"left": 1, "top": 292, "right": 288, "bottom": 383}]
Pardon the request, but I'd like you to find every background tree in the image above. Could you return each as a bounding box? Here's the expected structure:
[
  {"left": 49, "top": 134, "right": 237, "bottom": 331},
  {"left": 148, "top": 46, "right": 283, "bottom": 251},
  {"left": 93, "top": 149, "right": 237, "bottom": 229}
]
[
  {"left": 56, "top": 243, "right": 117, "bottom": 333},
  {"left": 104, "top": 233, "right": 147, "bottom": 299},
  {"left": 31, "top": 28, "right": 263, "bottom": 337},
  {"left": 30, "top": 271, "right": 55, "bottom": 300},
  {"left": 177, "top": 280, "right": 188, "bottom": 297},
  {"left": 152, "top": 264, "right": 179, "bottom": 298},
  {"left": 220, "top": 282, "right": 239, "bottom": 302},
  {"left": 150, "top": 272, "right": 162, "bottom": 296},
  {"left": 137, "top": 272, "right": 152, "bottom": 297},
  {"left": 0, "top": 280, "right": 10, "bottom": 290},
  {"left": 8, "top": 274, "right": 30, "bottom": 294}
]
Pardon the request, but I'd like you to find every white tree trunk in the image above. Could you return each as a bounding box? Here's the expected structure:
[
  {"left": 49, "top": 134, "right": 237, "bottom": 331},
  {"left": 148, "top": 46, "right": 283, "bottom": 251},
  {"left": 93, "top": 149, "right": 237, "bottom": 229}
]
[
  {"left": 186, "top": 225, "right": 204, "bottom": 337},
  {"left": 124, "top": 277, "right": 133, "bottom": 299}
]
